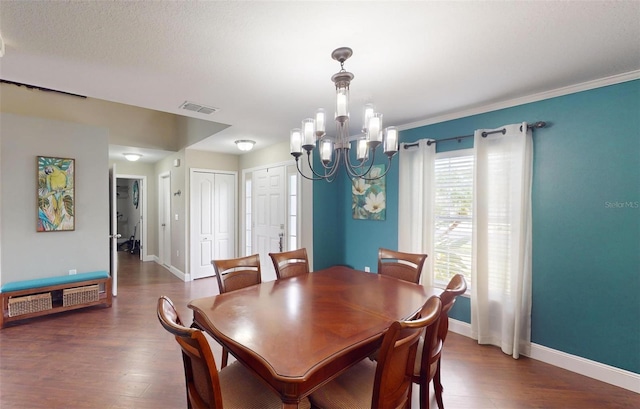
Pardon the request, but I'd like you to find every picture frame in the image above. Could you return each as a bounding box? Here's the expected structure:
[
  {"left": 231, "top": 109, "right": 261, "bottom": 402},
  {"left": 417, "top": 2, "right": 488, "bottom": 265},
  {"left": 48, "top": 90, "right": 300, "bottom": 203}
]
[
  {"left": 37, "top": 156, "right": 75, "bottom": 232},
  {"left": 352, "top": 164, "right": 386, "bottom": 221}
]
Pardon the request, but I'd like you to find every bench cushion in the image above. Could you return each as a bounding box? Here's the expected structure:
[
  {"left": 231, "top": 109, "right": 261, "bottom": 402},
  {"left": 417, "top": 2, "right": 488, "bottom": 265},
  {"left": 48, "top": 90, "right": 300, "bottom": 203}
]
[{"left": 1, "top": 271, "right": 109, "bottom": 293}]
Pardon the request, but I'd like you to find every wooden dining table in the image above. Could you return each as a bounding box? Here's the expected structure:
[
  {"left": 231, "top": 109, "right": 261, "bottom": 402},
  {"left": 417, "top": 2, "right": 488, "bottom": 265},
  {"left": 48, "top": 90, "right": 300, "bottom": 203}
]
[{"left": 188, "top": 265, "right": 438, "bottom": 409}]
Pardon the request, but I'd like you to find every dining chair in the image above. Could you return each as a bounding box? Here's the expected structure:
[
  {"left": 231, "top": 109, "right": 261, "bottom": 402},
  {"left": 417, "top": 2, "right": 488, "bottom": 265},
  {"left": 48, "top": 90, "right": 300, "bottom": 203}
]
[
  {"left": 377, "top": 247, "right": 428, "bottom": 284},
  {"left": 413, "top": 274, "right": 467, "bottom": 409},
  {"left": 269, "top": 248, "right": 310, "bottom": 280},
  {"left": 309, "top": 295, "right": 442, "bottom": 409},
  {"left": 157, "top": 296, "right": 310, "bottom": 409},
  {"left": 211, "top": 253, "right": 261, "bottom": 368}
]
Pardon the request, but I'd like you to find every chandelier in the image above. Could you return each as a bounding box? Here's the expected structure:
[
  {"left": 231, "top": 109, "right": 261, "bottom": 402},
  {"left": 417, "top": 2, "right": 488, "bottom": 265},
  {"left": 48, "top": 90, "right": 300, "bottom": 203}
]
[{"left": 290, "top": 47, "right": 398, "bottom": 181}]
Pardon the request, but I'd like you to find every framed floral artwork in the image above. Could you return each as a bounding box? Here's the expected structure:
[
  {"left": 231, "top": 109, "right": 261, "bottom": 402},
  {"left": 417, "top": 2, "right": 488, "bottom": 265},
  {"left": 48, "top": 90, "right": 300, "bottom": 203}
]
[
  {"left": 352, "top": 164, "right": 386, "bottom": 220},
  {"left": 37, "top": 156, "right": 75, "bottom": 232}
]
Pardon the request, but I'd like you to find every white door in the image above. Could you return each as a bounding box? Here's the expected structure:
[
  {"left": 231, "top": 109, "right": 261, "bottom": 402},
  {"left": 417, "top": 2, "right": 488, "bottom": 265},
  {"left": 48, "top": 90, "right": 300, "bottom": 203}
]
[
  {"left": 159, "top": 173, "right": 171, "bottom": 268},
  {"left": 191, "top": 171, "right": 236, "bottom": 280},
  {"left": 253, "top": 166, "right": 285, "bottom": 282},
  {"left": 109, "top": 164, "right": 120, "bottom": 296}
]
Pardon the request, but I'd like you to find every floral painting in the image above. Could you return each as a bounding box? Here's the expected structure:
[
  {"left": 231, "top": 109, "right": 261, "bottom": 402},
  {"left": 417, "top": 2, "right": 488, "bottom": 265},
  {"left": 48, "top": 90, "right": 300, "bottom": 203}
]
[
  {"left": 352, "top": 164, "right": 386, "bottom": 220},
  {"left": 37, "top": 156, "right": 75, "bottom": 232}
]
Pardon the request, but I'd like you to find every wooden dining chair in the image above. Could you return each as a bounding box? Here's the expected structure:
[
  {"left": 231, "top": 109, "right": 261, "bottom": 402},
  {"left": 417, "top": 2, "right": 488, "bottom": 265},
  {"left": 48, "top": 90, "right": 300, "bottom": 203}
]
[
  {"left": 211, "top": 253, "right": 261, "bottom": 368},
  {"left": 269, "top": 248, "right": 309, "bottom": 279},
  {"left": 413, "top": 274, "right": 467, "bottom": 409},
  {"left": 157, "top": 296, "right": 310, "bottom": 409},
  {"left": 309, "top": 295, "right": 442, "bottom": 409},
  {"left": 378, "top": 247, "right": 428, "bottom": 284}
]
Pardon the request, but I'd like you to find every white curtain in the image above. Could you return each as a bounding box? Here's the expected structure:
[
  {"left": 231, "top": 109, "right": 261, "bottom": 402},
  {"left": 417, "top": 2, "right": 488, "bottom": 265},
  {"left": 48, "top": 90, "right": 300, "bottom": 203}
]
[
  {"left": 471, "top": 122, "right": 533, "bottom": 358},
  {"left": 398, "top": 139, "right": 436, "bottom": 286}
]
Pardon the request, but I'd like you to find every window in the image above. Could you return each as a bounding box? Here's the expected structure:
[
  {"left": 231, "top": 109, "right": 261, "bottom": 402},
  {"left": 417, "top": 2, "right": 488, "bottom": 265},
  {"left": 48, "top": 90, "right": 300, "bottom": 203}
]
[{"left": 433, "top": 149, "right": 473, "bottom": 288}]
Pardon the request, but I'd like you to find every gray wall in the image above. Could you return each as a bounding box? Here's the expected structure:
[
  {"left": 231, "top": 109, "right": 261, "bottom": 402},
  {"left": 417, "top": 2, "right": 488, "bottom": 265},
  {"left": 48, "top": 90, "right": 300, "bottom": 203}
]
[{"left": 0, "top": 113, "right": 109, "bottom": 283}]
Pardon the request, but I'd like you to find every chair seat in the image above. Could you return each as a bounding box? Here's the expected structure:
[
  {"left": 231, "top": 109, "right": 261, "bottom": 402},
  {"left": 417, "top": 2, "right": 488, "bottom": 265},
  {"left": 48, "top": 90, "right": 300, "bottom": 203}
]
[
  {"left": 220, "top": 362, "right": 311, "bottom": 409},
  {"left": 309, "top": 359, "right": 376, "bottom": 409}
]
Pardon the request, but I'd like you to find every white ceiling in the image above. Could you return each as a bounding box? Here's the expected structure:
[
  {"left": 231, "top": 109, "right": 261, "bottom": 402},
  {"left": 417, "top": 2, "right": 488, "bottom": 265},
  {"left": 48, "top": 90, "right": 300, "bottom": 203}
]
[{"left": 1, "top": 1, "right": 639, "bottom": 157}]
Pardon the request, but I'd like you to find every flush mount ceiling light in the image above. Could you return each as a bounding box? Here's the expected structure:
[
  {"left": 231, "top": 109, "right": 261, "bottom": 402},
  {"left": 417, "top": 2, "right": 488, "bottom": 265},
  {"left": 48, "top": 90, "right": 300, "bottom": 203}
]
[
  {"left": 123, "top": 153, "right": 142, "bottom": 162},
  {"left": 235, "top": 140, "right": 256, "bottom": 152},
  {"left": 290, "top": 47, "right": 398, "bottom": 182}
]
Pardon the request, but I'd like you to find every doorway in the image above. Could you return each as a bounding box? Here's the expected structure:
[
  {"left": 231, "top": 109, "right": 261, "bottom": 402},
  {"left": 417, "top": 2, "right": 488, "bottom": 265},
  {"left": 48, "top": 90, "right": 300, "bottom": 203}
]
[
  {"left": 242, "top": 162, "right": 312, "bottom": 282},
  {"left": 115, "top": 177, "right": 144, "bottom": 260}
]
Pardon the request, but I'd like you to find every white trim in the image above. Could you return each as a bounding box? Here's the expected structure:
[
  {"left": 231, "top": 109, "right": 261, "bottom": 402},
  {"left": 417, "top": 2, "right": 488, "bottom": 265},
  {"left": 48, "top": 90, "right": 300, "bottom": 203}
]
[
  {"left": 400, "top": 70, "right": 640, "bottom": 132},
  {"left": 448, "top": 319, "right": 640, "bottom": 393},
  {"left": 169, "top": 265, "right": 189, "bottom": 281},
  {"left": 153, "top": 257, "right": 189, "bottom": 281},
  {"left": 242, "top": 159, "right": 295, "bottom": 174}
]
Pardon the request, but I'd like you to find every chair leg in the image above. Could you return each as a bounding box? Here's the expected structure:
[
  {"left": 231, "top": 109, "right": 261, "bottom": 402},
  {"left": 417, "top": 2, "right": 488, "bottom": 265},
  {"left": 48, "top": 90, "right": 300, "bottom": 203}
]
[
  {"left": 221, "top": 347, "right": 229, "bottom": 369},
  {"left": 434, "top": 358, "right": 444, "bottom": 409},
  {"left": 419, "top": 379, "right": 430, "bottom": 409}
]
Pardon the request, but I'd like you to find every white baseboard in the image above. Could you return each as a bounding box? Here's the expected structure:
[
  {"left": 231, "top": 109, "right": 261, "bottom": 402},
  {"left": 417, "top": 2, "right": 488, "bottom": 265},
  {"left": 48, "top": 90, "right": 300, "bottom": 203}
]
[
  {"left": 169, "top": 265, "right": 190, "bottom": 282},
  {"left": 448, "top": 319, "right": 640, "bottom": 393},
  {"left": 152, "top": 258, "right": 190, "bottom": 281},
  {"left": 143, "top": 254, "right": 157, "bottom": 262}
]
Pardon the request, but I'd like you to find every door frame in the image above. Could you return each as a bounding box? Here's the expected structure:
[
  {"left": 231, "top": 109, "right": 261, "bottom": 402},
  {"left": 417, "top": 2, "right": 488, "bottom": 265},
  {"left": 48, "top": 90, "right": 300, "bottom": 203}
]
[
  {"left": 116, "top": 174, "right": 148, "bottom": 262},
  {"left": 240, "top": 160, "right": 313, "bottom": 273},
  {"left": 158, "top": 171, "right": 171, "bottom": 268}
]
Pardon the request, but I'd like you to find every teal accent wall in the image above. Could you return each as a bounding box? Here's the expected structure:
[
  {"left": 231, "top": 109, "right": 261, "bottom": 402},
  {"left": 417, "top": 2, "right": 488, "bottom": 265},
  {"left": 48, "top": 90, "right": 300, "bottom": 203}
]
[{"left": 313, "top": 79, "right": 640, "bottom": 373}]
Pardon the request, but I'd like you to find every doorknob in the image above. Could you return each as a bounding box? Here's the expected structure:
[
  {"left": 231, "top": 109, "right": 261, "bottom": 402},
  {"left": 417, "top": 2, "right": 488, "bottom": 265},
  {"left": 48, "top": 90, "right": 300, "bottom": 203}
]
[
  {"left": 278, "top": 232, "right": 284, "bottom": 252},
  {"left": 110, "top": 234, "right": 122, "bottom": 239}
]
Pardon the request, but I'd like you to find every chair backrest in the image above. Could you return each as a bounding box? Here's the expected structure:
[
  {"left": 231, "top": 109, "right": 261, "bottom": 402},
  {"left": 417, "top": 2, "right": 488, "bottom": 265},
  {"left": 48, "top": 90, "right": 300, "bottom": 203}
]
[
  {"left": 269, "top": 248, "right": 309, "bottom": 280},
  {"left": 415, "top": 274, "right": 467, "bottom": 385},
  {"left": 372, "top": 295, "right": 442, "bottom": 409},
  {"left": 438, "top": 274, "right": 467, "bottom": 342},
  {"left": 213, "top": 254, "right": 262, "bottom": 294},
  {"left": 377, "top": 248, "right": 428, "bottom": 284},
  {"left": 157, "top": 296, "right": 224, "bottom": 409}
]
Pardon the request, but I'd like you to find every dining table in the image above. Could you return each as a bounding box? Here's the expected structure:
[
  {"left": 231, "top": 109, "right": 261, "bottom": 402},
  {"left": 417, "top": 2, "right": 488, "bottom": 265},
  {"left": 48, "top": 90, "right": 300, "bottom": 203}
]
[{"left": 188, "top": 265, "right": 438, "bottom": 409}]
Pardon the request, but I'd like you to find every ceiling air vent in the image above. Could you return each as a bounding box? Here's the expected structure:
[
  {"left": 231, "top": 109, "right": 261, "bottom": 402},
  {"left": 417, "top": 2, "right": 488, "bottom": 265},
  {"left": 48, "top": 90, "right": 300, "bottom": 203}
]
[{"left": 179, "top": 101, "right": 219, "bottom": 115}]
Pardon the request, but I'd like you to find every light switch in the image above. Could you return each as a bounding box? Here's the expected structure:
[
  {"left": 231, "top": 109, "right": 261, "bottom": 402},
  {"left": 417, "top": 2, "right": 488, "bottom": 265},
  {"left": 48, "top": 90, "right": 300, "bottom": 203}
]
[{"left": 175, "top": 214, "right": 179, "bottom": 221}]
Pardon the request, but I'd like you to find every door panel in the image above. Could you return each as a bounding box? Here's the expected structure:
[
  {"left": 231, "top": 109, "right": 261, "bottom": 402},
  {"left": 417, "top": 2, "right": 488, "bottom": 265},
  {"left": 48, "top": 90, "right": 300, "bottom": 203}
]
[
  {"left": 191, "top": 171, "right": 236, "bottom": 280},
  {"left": 159, "top": 174, "right": 171, "bottom": 267},
  {"left": 253, "top": 166, "right": 285, "bottom": 282},
  {"left": 109, "top": 164, "right": 118, "bottom": 296}
]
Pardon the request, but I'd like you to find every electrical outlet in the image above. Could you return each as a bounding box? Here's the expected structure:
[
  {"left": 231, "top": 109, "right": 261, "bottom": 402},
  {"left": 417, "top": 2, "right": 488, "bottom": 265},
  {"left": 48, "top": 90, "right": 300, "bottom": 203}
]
[
  {"left": 364, "top": 266, "right": 370, "bottom": 272},
  {"left": 176, "top": 250, "right": 180, "bottom": 257},
  {"left": 69, "top": 269, "right": 77, "bottom": 275}
]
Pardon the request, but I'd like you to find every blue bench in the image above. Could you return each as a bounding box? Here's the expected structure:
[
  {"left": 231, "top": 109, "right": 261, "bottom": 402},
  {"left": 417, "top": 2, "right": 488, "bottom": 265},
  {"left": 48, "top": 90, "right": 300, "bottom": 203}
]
[{"left": 1, "top": 271, "right": 112, "bottom": 328}]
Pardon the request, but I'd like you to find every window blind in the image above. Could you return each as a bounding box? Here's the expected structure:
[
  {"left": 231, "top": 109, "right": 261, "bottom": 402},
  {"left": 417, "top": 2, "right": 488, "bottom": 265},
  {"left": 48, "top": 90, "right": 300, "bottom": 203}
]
[{"left": 434, "top": 152, "right": 474, "bottom": 287}]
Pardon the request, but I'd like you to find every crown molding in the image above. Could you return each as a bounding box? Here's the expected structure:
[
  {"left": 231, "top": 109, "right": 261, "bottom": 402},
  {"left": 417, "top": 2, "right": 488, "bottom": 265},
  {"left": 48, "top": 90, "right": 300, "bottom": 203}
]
[{"left": 399, "top": 70, "right": 640, "bottom": 131}]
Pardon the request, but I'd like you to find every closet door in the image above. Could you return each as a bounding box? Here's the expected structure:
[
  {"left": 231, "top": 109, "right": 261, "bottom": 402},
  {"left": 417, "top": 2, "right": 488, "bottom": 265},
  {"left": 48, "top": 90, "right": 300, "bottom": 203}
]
[{"left": 191, "top": 171, "right": 236, "bottom": 280}]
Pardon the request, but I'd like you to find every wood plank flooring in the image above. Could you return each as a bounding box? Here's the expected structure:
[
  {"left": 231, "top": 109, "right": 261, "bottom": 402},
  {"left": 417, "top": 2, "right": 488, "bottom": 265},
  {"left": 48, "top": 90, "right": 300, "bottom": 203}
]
[{"left": 0, "top": 252, "right": 637, "bottom": 408}]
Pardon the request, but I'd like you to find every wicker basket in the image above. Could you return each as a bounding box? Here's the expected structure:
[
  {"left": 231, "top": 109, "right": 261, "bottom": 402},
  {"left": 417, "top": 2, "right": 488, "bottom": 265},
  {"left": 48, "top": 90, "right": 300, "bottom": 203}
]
[
  {"left": 8, "top": 292, "right": 53, "bottom": 317},
  {"left": 63, "top": 284, "right": 99, "bottom": 307}
]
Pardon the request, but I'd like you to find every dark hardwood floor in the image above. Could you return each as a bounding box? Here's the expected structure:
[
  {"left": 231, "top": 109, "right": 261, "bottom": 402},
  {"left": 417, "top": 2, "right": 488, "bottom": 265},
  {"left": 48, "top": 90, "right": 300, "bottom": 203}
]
[{"left": 0, "top": 253, "right": 637, "bottom": 408}]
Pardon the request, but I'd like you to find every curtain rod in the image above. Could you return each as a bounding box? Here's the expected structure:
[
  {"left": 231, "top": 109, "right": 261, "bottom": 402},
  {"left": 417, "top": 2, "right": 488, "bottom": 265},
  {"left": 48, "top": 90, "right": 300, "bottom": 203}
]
[{"left": 403, "top": 121, "right": 547, "bottom": 149}]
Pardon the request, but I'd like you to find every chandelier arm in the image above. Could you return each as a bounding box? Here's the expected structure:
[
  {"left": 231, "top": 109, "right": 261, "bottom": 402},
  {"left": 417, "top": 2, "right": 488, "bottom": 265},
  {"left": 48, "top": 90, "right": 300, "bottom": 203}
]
[
  {"left": 361, "top": 155, "right": 393, "bottom": 181},
  {"left": 344, "top": 147, "right": 378, "bottom": 179},
  {"left": 295, "top": 157, "right": 328, "bottom": 181},
  {"left": 305, "top": 149, "right": 341, "bottom": 179}
]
